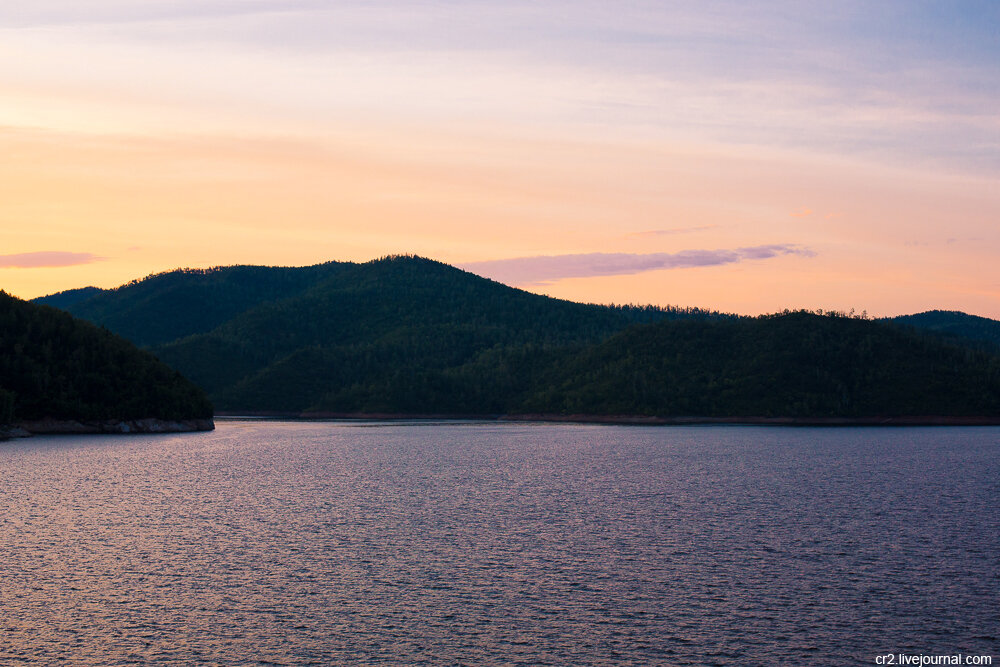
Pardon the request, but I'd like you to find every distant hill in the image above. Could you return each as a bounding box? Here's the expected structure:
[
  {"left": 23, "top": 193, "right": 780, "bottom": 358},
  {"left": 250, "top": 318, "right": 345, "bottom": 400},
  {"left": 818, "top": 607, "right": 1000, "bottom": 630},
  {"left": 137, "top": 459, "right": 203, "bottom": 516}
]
[
  {"left": 34, "top": 263, "right": 354, "bottom": 347},
  {"left": 38, "top": 256, "right": 716, "bottom": 411},
  {"left": 34, "top": 257, "right": 1000, "bottom": 420},
  {"left": 34, "top": 286, "right": 105, "bottom": 311},
  {"left": 518, "top": 312, "right": 1000, "bottom": 418},
  {"left": 888, "top": 310, "right": 1000, "bottom": 352},
  {"left": 0, "top": 291, "right": 213, "bottom": 432}
]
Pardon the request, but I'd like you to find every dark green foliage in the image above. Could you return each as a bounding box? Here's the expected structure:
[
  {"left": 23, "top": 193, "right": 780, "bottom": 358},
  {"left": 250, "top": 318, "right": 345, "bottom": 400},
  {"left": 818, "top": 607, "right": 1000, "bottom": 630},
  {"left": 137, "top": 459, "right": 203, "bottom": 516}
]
[
  {"left": 0, "top": 291, "right": 212, "bottom": 423},
  {"left": 155, "top": 335, "right": 263, "bottom": 396},
  {"left": 40, "top": 256, "right": 712, "bottom": 412},
  {"left": 36, "top": 263, "right": 353, "bottom": 347},
  {"left": 522, "top": 312, "right": 1000, "bottom": 417},
  {"left": 889, "top": 310, "right": 1000, "bottom": 353},
  {"left": 0, "top": 387, "right": 14, "bottom": 425},
  {"left": 34, "top": 286, "right": 105, "bottom": 310},
  {"left": 35, "top": 257, "right": 1000, "bottom": 418}
]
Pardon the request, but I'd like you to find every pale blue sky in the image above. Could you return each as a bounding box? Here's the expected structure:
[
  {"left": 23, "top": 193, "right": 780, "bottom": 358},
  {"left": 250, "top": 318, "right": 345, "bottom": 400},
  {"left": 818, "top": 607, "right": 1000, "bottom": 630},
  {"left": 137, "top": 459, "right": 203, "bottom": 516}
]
[{"left": 6, "top": 1, "right": 998, "bottom": 171}]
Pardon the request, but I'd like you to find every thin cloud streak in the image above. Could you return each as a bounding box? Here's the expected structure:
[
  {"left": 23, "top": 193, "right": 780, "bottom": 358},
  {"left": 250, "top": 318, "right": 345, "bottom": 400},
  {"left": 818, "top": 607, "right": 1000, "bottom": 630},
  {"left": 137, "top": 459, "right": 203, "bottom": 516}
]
[
  {"left": 461, "top": 244, "right": 815, "bottom": 286},
  {"left": 4, "top": 1, "right": 997, "bottom": 173},
  {"left": 0, "top": 251, "right": 105, "bottom": 268}
]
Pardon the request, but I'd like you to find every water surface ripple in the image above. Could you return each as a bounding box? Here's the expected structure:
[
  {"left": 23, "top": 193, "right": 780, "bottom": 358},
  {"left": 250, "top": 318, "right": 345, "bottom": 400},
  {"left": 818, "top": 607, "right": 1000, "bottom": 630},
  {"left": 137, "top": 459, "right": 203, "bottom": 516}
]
[{"left": 1, "top": 422, "right": 997, "bottom": 665}]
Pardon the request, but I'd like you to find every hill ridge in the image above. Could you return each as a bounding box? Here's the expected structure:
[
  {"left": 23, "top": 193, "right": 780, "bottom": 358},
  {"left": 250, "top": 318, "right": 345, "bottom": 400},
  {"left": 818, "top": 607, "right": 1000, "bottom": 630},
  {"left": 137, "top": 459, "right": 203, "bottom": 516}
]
[
  {"left": 33, "top": 256, "right": 1000, "bottom": 419},
  {"left": 1, "top": 291, "right": 213, "bottom": 435}
]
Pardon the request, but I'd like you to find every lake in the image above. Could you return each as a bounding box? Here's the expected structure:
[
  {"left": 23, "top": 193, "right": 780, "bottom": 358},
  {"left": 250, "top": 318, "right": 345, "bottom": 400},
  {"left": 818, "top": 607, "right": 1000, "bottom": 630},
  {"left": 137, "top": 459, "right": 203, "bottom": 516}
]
[{"left": 1, "top": 421, "right": 997, "bottom": 665}]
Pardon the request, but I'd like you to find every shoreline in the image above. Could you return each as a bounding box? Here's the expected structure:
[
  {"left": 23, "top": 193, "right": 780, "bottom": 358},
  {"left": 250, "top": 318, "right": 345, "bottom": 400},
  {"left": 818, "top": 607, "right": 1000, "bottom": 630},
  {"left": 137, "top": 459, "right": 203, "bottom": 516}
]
[
  {"left": 8, "top": 413, "right": 997, "bottom": 439},
  {"left": 216, "top": 412, "right": 1000, "bottom": 427},
  {"left": 2, "top": 417, "right": 215, "bottom": 439}
]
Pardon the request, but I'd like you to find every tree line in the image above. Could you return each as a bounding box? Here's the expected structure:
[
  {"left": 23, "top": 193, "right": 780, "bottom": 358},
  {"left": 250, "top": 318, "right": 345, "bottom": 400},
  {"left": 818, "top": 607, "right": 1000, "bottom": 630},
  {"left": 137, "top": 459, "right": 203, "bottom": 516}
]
[{"left": 0, "top": 291, "right": 212, "bottom": 425}]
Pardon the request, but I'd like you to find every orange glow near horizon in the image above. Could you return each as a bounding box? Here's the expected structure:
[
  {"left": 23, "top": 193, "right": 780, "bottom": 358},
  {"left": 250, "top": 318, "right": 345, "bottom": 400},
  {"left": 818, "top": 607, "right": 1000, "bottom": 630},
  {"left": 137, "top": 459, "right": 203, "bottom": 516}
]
[
  {"left": 4, "top": 121, "right": 997, "bottom": 318},
  {"left": 2, "top": 3, "right": 998, "bottom": 318}
]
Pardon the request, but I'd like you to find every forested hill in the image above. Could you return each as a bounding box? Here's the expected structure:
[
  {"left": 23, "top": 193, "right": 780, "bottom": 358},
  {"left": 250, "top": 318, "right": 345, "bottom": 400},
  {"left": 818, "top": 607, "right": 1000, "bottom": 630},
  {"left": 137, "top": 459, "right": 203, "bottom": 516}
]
[
  {"left": 34, "top": 256, "right": 1000, "bottom": 420},
  {"left": 34, "top": 262, "right": 357, "bottom": 347},
  {"left": 517, "top": 312, "right": 1000, "bottom": 418},
  {"left": 888, "top": 310, "right": 1000, "bottom": 353},
  {"left": 0, "top": 291, "right": 213, "bottom": 430},
  {"left": 35, "top": 256, "right": 716, "bottom": 409},
  {"left": 36, "top": 257, "right": 706, "bottom": 349}
]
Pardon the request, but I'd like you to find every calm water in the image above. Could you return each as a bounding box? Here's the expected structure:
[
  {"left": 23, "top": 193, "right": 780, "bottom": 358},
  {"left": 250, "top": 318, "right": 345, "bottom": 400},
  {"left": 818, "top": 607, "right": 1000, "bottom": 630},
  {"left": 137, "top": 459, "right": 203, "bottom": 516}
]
[{"left": 0, "top": 421, "right": 997, "bottom": 666}]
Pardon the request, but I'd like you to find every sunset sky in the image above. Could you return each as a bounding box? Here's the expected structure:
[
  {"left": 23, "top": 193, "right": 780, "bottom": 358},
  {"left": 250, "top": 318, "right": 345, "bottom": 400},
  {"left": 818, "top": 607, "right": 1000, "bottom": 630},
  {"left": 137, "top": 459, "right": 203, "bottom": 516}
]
[{"left": 3, "top": 1, "right": 998, "bottom": 316}]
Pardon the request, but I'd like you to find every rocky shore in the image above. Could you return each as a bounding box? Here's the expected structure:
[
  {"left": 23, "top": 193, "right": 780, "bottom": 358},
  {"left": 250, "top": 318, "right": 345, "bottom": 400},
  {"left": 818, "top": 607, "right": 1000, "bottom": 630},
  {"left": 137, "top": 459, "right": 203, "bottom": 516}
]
[{"left": 2, "top": 417, "right": 214, "bottom": 439}]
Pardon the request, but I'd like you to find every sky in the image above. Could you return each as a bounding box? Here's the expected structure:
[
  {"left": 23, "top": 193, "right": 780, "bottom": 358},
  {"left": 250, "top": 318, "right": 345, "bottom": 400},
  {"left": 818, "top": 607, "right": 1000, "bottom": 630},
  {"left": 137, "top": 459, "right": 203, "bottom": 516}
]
[{"left": 2, "top": 1, "right": 999, "bottom": 317}]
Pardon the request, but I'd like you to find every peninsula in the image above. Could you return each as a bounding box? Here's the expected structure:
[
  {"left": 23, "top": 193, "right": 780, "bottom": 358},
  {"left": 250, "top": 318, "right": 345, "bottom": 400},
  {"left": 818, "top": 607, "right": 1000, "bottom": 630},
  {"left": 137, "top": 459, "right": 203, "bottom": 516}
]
[{"left": 1, "top": 291, "right": 213, "bottom": 439}]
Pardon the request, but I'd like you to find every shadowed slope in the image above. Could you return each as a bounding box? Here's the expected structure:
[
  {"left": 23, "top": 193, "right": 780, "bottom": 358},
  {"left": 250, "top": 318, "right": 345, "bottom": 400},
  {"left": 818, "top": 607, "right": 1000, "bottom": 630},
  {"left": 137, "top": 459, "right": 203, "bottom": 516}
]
[
  {"left": 35, "top": 262, "right": 354, "bottom": 347},
  {"left": 33, "top": 258, "right": 1000, "bottom": 419},
  {"left": 0, "top": 291, "right": 212, "bottom": 427},
  {"left": 889, "top": 310, "right": 1000, "bottom": 352},
  {"left": 521, "top": 312, "right": 1000, "bottom": 418}
]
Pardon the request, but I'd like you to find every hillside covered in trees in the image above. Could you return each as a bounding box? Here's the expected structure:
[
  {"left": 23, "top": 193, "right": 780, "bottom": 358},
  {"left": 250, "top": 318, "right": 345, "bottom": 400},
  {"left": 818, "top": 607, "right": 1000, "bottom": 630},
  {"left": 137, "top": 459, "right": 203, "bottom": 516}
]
[
  {"left": 36, "top": 256, "right": 712, "bottom": 408},
  {"left": 889, "top": 310, "right": 1000, "bottom": 353},
  {"left": 35, "top": 256, "right": 1000, "bottom": 421},
  {"left": 0, "top": 291, "right": 213, "bottom": 432},
  {"left": 518, "top": 312, "right": 1000, "bottom": 418}
]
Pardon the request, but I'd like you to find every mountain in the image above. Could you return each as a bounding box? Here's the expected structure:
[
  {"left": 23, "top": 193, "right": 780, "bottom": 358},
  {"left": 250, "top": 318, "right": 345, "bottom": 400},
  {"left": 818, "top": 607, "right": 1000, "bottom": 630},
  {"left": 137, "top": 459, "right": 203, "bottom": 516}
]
[
  {"left": 34, "top": 263, "right": 354, "bottom": 347},
  {"left": 518, "top": 312, "right": 1000, "bottom": 418},
  {"left": 34, "top": 256, "right": 1000, "bottom": 420},
  {"left": 888, "top": 310, "right": 1000, "bottom": 352},
  {"left": 33, "top": 256, "right": 720, "bottom": 412},
  {"left": 0, "top": 291, "right": 213, "bottom": 434},
  {"left": 34, "top": 285, "right": 105, "bottom": 311}
]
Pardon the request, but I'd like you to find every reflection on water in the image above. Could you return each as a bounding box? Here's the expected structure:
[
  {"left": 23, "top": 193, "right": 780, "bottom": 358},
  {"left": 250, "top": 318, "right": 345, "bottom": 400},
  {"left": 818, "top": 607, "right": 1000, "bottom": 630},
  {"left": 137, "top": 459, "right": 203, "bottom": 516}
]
[{"left": 1, "top": 421, "right": 997, "bottom": 665}]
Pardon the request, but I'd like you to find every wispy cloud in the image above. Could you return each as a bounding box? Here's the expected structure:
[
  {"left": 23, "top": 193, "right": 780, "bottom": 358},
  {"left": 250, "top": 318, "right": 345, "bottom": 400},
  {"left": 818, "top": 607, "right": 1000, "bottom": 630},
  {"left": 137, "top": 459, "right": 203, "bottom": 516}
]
[
  {"left": 3, "top": 1, "right": 998, "bottom": 175},
  {"left": 625, "top": 225, "right": 718, "bottom": 239},
  {"left": 461, "top": 244, "right": 815, "bottom": 286},
  {"left": 0, "top": 251, "right": 105, "bottom": 268}
]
